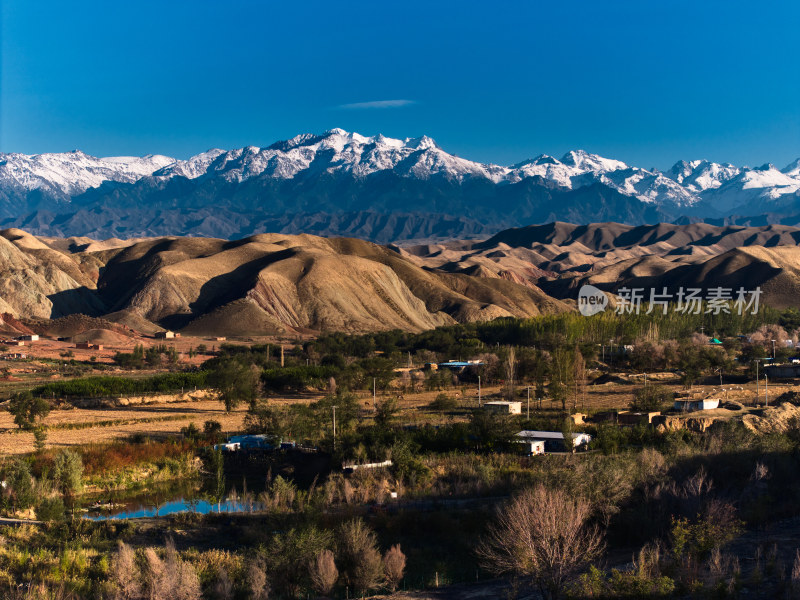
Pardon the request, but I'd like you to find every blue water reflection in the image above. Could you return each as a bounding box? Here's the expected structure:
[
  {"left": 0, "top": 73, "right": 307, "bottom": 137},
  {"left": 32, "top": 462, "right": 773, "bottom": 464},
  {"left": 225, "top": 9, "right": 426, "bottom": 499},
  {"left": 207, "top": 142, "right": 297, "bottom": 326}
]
[{"left": 86, "top": 498, "right": 263, "bottom": 520}]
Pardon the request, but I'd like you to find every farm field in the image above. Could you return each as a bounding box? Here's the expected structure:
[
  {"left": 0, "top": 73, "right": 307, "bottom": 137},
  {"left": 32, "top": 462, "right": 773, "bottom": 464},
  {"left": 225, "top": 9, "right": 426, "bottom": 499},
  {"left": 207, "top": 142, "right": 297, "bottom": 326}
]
[{"left": 3, "top": 373, "right": 798, "bottom": 454}]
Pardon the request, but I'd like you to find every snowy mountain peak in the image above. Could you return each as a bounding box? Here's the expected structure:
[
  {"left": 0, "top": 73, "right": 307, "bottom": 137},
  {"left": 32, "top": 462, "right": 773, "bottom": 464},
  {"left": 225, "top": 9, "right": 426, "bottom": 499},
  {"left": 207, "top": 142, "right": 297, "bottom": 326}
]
[
  {"left": 782, "top": 158, "right": 800, "bottom": 177},
  {"left": 560, "top": 149, "right": 628, "bottom": 172},
  {"left": 1, "top": 131, "right": 799, "bottom": 217},
  {"left": 666, "top": 159, "right": 740, "bottom": 193},
  {"left": 405, "top": 135, "right": 438, "bottom": 150}
]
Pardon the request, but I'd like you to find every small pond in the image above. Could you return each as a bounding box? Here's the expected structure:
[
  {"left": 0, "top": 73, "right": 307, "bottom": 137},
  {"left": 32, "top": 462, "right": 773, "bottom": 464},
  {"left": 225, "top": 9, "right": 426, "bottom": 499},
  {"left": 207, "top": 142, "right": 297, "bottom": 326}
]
[{"left": 85, "top": 497, "right": 264, "bottom": 520}]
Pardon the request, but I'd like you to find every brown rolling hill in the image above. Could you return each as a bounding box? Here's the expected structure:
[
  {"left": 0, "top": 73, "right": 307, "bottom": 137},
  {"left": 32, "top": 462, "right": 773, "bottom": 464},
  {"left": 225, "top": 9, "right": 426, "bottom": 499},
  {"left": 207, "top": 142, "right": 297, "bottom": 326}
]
[
  {"left": 3, "top": 221, "right": 800, "bottom": 336},
  {"left": 0, "top": 229, "right": 568, "bottom": 335},
  {"left": 401, "top": 222, "right": 800, "bottom": 308}
]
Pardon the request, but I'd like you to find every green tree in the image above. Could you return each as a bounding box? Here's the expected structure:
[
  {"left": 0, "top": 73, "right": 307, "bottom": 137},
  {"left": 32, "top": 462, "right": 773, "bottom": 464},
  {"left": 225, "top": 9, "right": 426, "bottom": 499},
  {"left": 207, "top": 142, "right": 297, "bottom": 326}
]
[
  {"left": 53, "top": 450, "right": 83, "bottom": 504},
  {"left": 208, "top": 358, "right": 260, "bottom": 411},
  {"left": 630, "top": 385, "right": 674, "bottom": 412},
  {"left": 33, "top": 427, "right": 47, "bottom": 452},
  {"left": 374, "top": 396, "right": 400, "bottom": 429},
  {"left": 8, "top": 391, "right": 51, "bottom": 431},
  {"left": 6, "top": 459, "right": 35, "bottom": 509}
]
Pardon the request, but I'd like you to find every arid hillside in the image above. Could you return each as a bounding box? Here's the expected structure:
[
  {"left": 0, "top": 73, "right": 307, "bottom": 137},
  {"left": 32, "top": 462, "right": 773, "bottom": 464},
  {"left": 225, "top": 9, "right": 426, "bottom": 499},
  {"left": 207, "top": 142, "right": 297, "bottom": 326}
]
[
  {"left": 0, "top": 229, "right": 567, "bottom": 335},
  {"left": 3, "top": 220, "right": 799, "bottom": 336},
  {"left": 401, "top": 222, "right": 800, "bottom": 308}
]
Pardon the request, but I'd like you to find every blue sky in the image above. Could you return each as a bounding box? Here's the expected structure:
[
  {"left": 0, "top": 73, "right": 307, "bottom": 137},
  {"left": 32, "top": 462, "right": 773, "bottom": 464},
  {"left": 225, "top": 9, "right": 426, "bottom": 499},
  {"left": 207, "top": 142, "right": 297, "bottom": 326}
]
[{"left": 1, "top": 0, "right": 798, "bottom": 170}]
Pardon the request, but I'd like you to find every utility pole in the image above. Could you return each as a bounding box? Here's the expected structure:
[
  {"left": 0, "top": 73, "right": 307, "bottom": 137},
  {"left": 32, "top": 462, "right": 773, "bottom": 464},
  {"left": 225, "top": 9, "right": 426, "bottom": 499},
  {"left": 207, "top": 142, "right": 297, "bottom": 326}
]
[
  {"left": 755, "top": 359, "right": 760, "bottom": 406},
  {"left": 772, "top": 339, "right": 777, "bottom": 360},
  {"left": 765, "top": 374, "right": 769, "bottom": 407},
  {"left": 332, "top": 405, "right": 337, "bottom": 450},
  {"left": 280, "top": 345, "right": 284, "bottom": 367},
  {"left": 526, "top": 386, "right": 531, "bottom": 419},
  {"left": 478, "top": 376, "right": 482, "bottom": 407}
]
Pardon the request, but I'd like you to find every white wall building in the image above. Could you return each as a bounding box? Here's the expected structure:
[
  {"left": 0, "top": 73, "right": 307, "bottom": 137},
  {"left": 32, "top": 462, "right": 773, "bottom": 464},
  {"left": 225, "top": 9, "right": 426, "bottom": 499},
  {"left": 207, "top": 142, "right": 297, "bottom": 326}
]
[
  {"left": 484, "top": 401, "right": 522, "bottom": 415},
  {"left": 516, "top": 430, "right": 593, "bottom": 452}
]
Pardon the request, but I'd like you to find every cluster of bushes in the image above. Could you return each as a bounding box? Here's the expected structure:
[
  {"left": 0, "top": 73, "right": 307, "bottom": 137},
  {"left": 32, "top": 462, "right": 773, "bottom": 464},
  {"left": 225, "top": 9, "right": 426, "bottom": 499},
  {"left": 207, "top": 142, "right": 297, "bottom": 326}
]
[
  {"left": 74, "top": 438, "right": 196, "bottom": 479},
  {"left": 310, "top": 306, "right": 790, "bottom": 360},
  {"left": 31, "top": 372, "right": 208, "bottom": 399},
  {"left": 103, "top": 517, "right": 404, "bottom": 599},
  {"left": 113, "top": 344, "right": 181, "bottom": 368},
  {"left": 0, "top": 450, "right": 83, "bottom": 521}
]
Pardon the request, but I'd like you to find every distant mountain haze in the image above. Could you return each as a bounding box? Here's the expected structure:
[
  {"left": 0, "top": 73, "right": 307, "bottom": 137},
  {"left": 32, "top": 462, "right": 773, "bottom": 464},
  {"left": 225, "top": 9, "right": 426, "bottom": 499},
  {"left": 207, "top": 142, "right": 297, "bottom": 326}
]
[{"left": 2, "top": 129, "right": 799, "bottom": 242}]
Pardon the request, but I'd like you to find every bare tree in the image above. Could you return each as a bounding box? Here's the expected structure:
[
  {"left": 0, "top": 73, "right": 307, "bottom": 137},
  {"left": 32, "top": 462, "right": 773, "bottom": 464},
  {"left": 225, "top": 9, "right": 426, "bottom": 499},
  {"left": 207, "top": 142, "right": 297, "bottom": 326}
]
[
  {"left": 112, "top": 541, "right": 141, "bottom": 600},
  {"left": 173, "top": 560, "right": 202, "bottom": 600},
  {"left": 383, "top": 544, "right": 406, "bottom": 592},
  {"left": 247, "top": 558, "right": 270, "bottom": 600},
  {"left": 165, "top": 539, "right": 202, "bottom": 600},
  {"left": 143, "top": 548, "right": 166, "bottom": 600},
  {"left": 337, "top": 519, "right": 384, "bottom": 597},
  {"left": 477, "top": 485, "right": 603, "bottom": 600},
  {"left": 141, "top": 540, "right": 202, "bottom": 600},
  {"left": 309, "top": 549, "right": 338, "bottom": 597}
]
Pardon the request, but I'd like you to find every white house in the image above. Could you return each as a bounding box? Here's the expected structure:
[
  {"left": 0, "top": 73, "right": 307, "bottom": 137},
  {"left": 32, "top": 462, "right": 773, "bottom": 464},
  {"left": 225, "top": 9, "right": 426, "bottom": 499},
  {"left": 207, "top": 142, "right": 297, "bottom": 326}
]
[
  {"left": 516, "top": 438, "right": 546, "bottom": 456},
  {"left": 673, "top": 398, "right": 720, "bottom": 412},
  {"left": 516, "top": 430, "right": 593, "bottom": 453},
  {"left": 484, "top": 401, "right": 522, "bottom": 415}
]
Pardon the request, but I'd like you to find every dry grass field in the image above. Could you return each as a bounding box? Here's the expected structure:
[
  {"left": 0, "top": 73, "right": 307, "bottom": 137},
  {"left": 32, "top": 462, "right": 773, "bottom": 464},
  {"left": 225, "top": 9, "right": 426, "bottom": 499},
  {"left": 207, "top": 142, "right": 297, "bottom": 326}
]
[
  {"left": 2, "top": 363, "right": 799, "bottom": 455},
  {"left": 0, "top": 399, "right": 248, "bottom": 454}
]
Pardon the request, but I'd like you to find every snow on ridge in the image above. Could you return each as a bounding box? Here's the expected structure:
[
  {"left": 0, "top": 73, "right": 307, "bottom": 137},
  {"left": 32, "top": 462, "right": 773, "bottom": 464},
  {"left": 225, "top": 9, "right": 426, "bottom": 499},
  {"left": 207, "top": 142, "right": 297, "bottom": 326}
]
[
  {"left": 2, "top": 131, "right": 799, "bottom": 212},
  {"left": 781, "top": 158, "right": 800, "bottom": 177}
]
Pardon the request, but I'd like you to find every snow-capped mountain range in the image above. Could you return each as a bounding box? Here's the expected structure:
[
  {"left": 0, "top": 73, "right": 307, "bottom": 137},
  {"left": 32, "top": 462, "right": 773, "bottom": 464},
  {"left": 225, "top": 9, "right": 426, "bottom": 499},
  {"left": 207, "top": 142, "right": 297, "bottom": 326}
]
[{"left": 1, "top": 128, "right": 799, "bottom": 240}]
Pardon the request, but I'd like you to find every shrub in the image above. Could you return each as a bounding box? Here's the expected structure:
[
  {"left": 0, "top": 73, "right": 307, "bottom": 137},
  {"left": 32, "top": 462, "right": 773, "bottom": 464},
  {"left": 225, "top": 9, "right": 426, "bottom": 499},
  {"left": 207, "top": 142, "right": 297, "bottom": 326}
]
[
  {"left": 630, "top": 385, "right": 674, "bottom": 412},
  {"left": 430, "top": 393, "right": 458, "bottom": 411},
  {"left": 477, "top": 485, "right": 603, "bottom": 600},
  {"left": 337, "top": 519, "right": 383, "bottom": 595},
  {"left": 246, "top": 558, "right": 270, "bottom": 600},
  {"left": 309, "top": 549, "right": 338, "bottom": 597},
  {"left": 383, "top": 544, "right": 406, "bottom": 592},
  {"left": 5, "top": 459, "right": 35, "bottom": 509},
  {"left": 112, "top": 541, "right": 141, "bottom": 600},
  {"left": 35, "top": 496, "right": 65, "bottom": 523}
]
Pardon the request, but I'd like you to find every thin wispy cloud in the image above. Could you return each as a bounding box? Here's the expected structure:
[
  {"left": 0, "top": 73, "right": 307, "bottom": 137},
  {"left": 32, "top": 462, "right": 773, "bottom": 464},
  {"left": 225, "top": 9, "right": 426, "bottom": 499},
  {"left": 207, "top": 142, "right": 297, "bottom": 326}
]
[{"left": 337, "top": 99, "right": 416, "bottom": 110}]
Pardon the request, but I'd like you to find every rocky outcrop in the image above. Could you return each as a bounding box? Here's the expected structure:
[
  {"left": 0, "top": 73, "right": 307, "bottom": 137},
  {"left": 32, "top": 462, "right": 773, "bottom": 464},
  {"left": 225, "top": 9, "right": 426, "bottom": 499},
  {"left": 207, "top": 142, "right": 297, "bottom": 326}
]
[{"left": 742, "top": 402, "right": 800, "bottom": 435}]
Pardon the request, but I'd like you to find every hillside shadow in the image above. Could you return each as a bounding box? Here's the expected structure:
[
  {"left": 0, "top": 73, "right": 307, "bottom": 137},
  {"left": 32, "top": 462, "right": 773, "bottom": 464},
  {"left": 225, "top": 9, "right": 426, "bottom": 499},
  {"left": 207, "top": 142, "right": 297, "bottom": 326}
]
[
  {"left": 47, "top": 287, "right": 107, "bottom": 319},
  {"left": 186, "top": 247, "right": 300, "bottom": 316}
]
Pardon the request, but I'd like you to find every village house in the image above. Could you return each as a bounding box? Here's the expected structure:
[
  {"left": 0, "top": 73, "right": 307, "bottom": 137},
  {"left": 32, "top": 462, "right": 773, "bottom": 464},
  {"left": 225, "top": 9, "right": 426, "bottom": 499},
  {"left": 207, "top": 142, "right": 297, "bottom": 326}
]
[
  {"left": 516, "top": 430, "right": 593, "bottom": 453},
  {"left": 484, "top": 401, "right": 522, "bottom": 415},
  {"left": 673, "top": 398, "right": 720, "bottom": 412}
]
